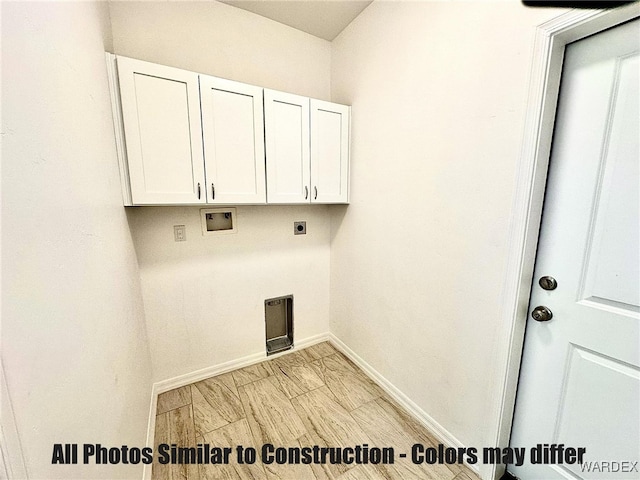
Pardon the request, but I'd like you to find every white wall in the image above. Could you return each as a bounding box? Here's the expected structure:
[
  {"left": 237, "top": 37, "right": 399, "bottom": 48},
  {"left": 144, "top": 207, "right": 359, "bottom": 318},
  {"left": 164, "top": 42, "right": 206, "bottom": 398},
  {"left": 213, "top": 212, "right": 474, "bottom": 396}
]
[
  {"left": 109, "top": 1, "right": 333, "bottom": 382},
  {"left": 329, "top": 1, "right": 564, "bottom": 451},
  {"left": 109, "top": 1, "right": 331, "bottom": 99},
  {"left": 127, "top": 206, "right": 331, "bottom": 381},
  {"left": 1, "top": 2, "right": 153, "bottom": 479}
]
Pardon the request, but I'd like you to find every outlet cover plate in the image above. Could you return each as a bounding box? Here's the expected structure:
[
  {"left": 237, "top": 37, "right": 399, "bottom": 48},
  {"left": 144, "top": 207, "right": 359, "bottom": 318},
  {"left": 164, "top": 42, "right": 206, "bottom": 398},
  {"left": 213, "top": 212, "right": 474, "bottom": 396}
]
[{"left": 174, "top": 225, "right": 186, "bottom": 242}]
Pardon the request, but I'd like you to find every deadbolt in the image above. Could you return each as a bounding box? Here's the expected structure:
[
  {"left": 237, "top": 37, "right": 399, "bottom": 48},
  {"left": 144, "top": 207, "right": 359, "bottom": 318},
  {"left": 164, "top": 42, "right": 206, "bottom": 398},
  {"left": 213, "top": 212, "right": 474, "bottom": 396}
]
[
  {"left": 539, "top": 276, "right": 558, "bottom": 291},
  {"left": 531, "top": 306, "right": 553, "bottom": 322}
]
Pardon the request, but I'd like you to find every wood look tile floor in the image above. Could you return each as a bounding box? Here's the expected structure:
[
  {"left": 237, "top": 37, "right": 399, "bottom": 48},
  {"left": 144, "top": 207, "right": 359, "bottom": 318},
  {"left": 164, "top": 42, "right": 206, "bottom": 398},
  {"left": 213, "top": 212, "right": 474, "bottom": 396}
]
[{"left": 152, "top": 342, "right": 480, "bottom": 480}]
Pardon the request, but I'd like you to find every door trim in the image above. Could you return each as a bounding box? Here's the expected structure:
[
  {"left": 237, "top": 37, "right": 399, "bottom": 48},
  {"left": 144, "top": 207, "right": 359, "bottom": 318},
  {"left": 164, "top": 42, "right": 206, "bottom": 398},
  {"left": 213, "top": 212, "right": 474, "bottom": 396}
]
[
  {"left": 485, "top": 4, "right": 640, "bottom": 480},
  {"left": 1, "top": 360, "right": 29, "bottom": 479}
]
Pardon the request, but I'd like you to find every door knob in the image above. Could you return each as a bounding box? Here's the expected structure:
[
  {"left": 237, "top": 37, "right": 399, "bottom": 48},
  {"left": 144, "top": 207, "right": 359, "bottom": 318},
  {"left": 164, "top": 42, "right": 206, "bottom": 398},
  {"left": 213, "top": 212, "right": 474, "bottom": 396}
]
[
  {"left": 531, "top": 306, "right": 553, "bottom": 322},
  {"left": 539, "top": 276, "right": 558, "bottom": 290}
]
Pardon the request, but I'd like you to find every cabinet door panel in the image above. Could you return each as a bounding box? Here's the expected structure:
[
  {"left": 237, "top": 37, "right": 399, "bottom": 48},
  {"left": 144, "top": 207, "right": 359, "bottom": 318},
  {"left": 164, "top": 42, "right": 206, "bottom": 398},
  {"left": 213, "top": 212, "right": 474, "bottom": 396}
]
[
  {"left": 311, "top": 100, "right": 350, "bottom": 203},
  {"left": 117, "top": 56, "right": 205, "bottom": 205},
  {"left": 264, "top": 90, "right": 310, "bottom": 204},
  {"left": 200, "top": 76, "right": 265, "bottom": 204}
]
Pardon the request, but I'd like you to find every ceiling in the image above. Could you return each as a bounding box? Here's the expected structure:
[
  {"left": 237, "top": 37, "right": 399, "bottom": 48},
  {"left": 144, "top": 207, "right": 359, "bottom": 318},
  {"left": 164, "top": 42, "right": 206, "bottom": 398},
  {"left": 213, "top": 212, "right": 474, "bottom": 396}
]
[{"left": 219, "top": 1, "right": 373, "bottom": 41}]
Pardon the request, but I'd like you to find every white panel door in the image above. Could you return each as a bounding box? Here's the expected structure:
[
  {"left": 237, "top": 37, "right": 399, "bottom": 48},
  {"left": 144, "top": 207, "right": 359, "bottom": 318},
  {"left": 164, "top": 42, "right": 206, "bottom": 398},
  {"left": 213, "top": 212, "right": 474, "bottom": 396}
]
[
  {"left": 510, "top": 20, "right": 639, "bottom": 479},
  {"left": 200, "top": 76, "right": 266, "bottom": 204},
  {"left": 117, "top": 56, "right": 205, "bottom": 205},
  {"left": 310, "top": 99, "right": 350, "bottom": 204},
  {"left": 264, "top": 89, "right": 310, "bottom": 204}
]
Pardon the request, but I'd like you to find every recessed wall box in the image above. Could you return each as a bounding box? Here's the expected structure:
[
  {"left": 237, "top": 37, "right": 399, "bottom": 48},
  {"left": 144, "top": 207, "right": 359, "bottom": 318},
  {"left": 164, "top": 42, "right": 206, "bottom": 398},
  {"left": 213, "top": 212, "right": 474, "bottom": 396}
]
[
  {"left": 294, "top": 221, "right": 306, "bottom": 235},
  {"left": 265, "top": 295, "right": 293, "bottom": 356},
  {"left": 200, "top": 208, "right": 237, "bottom": 235}
]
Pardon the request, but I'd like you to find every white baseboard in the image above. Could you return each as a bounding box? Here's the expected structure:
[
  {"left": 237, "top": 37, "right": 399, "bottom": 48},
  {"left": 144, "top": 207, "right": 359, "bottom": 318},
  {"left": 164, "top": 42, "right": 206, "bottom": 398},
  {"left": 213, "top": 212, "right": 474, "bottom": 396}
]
[
  {"left": 141, "top": 332, "right": 331, "bottom": 480},
  {"left": 327, "top": 333, "right": 480, "bottom": 475},
  {"left": 154, "top": 332, "right": 330, "bottom": 395}
]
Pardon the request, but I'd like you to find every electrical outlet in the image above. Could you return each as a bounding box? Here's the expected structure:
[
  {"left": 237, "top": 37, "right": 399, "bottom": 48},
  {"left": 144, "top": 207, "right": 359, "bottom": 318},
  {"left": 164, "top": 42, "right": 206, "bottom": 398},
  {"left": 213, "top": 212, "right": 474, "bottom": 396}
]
[
  {"left": 174, "top": 225, "right": 186, "bottom": 242},
  {"left": 294, "top": 221, "right": 306, "bottom": 235}
]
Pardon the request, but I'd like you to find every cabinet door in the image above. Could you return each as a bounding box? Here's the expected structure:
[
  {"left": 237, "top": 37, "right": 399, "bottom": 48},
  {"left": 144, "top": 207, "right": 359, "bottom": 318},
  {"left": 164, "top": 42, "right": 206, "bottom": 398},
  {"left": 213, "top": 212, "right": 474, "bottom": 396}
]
[
  {"left": 264, "top": 90, "right": 311, "bottom": 204},
  {"left": 310, "top": 100, "right": 350, "bottom": 204},
  {"left": 117, "top": 56, "right": 205, "bottom": 205},
  {"left": 200, "top": 76, "right": 266, "bottom": 204}
]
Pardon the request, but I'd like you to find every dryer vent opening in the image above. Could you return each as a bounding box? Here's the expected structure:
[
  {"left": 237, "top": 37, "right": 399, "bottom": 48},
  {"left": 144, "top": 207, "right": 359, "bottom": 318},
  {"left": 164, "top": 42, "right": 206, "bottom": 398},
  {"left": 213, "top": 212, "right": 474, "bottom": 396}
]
[{"left": 265, "top": 295, "right": 293, "bottom": 355}]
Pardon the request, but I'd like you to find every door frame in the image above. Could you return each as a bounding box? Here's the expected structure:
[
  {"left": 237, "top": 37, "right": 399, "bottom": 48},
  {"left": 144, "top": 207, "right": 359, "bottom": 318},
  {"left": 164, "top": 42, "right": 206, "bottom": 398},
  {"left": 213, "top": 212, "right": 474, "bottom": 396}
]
[
  {"left": 485, "top": 4, "right": 640, "bottom": 480},
  {"left": 1, "top": 359, "right": 29, "bottom": 479}
]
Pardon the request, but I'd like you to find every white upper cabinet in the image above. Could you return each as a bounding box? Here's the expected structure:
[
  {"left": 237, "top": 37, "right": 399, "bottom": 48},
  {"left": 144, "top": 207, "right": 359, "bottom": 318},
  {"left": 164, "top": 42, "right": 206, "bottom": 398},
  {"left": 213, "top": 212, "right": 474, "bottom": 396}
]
[
  {"left": 311, "top": 99, "right": 350, "bottom": 204},
  {"left": 110, "top": 55, "right": 350, "bottom": 206},
  {"left": 200, "top": 76, "right": 266, "bottom": 204},
  {"left": 264, "top": 89, "right": 311, "bottom": 204},
  {"left": 264, "top": 90, "right": 350, "bottom": 204},
  {"left": 117, "top": 56, "right": 206, "bottom": 205}
]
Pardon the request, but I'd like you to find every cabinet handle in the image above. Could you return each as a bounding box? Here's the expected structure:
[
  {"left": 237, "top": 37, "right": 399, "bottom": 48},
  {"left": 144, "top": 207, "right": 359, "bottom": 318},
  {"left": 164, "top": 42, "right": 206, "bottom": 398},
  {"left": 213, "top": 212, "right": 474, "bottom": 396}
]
[
  {"left": 212, "top": 183, "right": 215, "bottom": 200},
  {"left": 305, "top": 186, "right": 308, "bottom": 200},
  {"left": 314, "top": 186, "right": 318, "bottom": 200},
  {"left": 198, "top": 183, "right": 201, "bottom": 199}
]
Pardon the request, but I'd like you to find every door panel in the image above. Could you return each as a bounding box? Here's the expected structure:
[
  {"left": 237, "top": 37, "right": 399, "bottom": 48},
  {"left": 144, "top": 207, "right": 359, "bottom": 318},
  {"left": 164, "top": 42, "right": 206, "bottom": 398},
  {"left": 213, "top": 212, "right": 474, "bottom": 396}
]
[
  {"left": 580, "top": 53, "right": 639, "bottom": 310},
  {"left": 311, "top": 100, "right": 350, "bottom": 203},
  {"left": 264, "top": 90, "right": 310, "bottom": 204},
  {"left": 200, "top": 76, "right": 265, "bottom": 204},
  {"left": 555, "top": 346, "right": 639, "bottom": 479},
  {"left": 117, "top": 56, "right": 205, "bottom": 205},
  {"left": 509, "top": 19, "right": 639, "bottom": 479}
]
